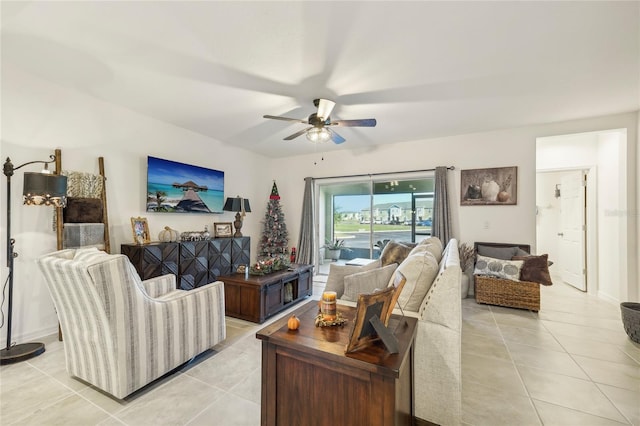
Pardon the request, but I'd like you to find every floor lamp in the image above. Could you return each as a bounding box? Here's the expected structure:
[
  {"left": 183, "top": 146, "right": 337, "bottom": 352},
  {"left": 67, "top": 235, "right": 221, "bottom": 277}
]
[{"left": 1, "top": 153, "right": 67, "bottom": 365}]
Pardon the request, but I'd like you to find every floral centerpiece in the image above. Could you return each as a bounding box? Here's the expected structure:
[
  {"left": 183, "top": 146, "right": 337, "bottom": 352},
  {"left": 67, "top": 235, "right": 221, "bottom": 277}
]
[{"left": 249, "top": 255, "right": 291, "bottom": 276}]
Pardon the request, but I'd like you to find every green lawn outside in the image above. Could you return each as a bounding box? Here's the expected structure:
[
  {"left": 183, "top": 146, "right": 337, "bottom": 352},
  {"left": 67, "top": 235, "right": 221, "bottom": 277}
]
[{"left": 335, "top": 220, "right": 428, "bottom": 233}]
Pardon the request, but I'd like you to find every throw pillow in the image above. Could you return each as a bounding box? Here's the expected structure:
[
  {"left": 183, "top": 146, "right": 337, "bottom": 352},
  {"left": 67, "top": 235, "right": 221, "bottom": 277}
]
[
  {"left": 418, "top": 236, "right": 443, "bottom": 253},
  {"left": 380, "top": 240, "right": 414, "bottom": 267},
  {"left": 390, "top": 251, "right": 439, "bottom": 312},
  {"left": 512, "top": 254, "right": 553, "bottom": 286},
  {"left": 324, "top": 259, "right": 381, "bottom": 298},
  {"left": 410, "top": 242, "right": 442, "bottom": 263},
  {"left": 341, "top": 263, "right": 398, "bottom": 302},
  {"left": 474, "top": 254, "right": 523, "bottom": 281},
  {"left": 477, "top": 245, "right": 520, "bottom": 260}
]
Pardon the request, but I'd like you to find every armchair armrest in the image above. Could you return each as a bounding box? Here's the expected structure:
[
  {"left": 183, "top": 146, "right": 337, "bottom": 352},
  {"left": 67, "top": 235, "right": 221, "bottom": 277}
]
[{"left": 142, "top": 274, "right": 176, "bottom": 298}]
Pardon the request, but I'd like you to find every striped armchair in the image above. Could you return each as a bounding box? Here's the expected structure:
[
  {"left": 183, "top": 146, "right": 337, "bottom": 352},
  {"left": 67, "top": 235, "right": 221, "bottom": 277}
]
[{"left": 37, "top": 247, "right": 226, "bottom": 399}]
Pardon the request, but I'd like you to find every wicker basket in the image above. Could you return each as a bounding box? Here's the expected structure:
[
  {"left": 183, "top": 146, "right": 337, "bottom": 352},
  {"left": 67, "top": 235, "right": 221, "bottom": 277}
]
[
  {"left": 620, "top": 302, "right": 640, "bottom": 344},
  {"left": 475, "top": 275, "right": 540, "bottom": 312}
]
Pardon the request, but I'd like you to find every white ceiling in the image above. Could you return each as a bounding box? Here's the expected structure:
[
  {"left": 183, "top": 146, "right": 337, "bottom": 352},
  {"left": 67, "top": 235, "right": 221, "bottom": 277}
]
[{"left": 2, "top": 1, "right": 639, "bottom": 158}]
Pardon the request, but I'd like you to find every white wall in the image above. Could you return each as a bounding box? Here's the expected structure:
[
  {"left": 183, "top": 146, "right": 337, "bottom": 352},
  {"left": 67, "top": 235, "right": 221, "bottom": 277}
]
[
  {"left": 535, "top": 171, "right": 568, "bottom": 269},
  {"left": 597, "top": 131, "right": 624, "bottom": 302},
  {"left": 1, "top": 68, "right": 270, "bottom": 343},
  {"left": 534, "top": 129, "right": 629, "bottom": 303}
]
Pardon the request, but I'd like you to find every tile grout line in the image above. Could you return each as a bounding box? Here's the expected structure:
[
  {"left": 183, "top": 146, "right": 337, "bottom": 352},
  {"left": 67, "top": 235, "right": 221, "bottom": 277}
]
[
  {"left": 538, "top": 309, "right": 636, "bottom": 424},
  {"left": 522, "top": 296, "right": 635, "bottom": 425},
  {"left": 19, "top": 358, "right": 123, "bottom": 425},
  {"left": 488, "top": 305, "right": 544, "bottom": 426}
]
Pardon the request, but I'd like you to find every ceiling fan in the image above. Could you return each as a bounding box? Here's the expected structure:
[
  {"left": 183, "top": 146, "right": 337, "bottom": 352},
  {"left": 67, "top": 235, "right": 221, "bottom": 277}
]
[{"left": 264, "top": 98, "right": 377, "bottom": 144}]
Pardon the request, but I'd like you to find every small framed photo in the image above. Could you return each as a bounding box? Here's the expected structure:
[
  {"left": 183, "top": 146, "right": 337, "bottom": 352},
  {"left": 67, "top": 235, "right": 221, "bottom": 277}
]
[
  {"left": 214, "top": 222, "right": 233, "bottom": 238},
  {"left": 131, "top": 217, "right": 150, "bottom": 245},
  {"left": 385, "top": 272, "right": 407, "bottom": 325},
  {"left": 346, "top": 286, "right": 395, "bottom": 354}
]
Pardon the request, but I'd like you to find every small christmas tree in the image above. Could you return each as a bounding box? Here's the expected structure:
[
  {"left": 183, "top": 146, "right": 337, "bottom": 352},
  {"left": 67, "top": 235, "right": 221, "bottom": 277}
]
[{"left": 258, "top": 181, "right": 290, "bottom": 263}]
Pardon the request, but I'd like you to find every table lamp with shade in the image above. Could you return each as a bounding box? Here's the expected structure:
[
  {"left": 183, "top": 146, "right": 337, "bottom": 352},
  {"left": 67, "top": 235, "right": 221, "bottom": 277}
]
[
  {"left": 1, "top": 153, "right": 67, "bottom": 364},
  {"left": 223, "top": 196, "right": 251, "bottom": 238}
]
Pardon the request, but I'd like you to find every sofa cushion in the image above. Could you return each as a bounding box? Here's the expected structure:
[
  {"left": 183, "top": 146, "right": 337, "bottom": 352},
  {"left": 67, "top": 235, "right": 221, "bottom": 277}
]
[
  {"left": 341, "top": 263, "right": 397, "bottom": 302},
  {"left": 512, "top": 254, "right": 553, "bottom": 286},
  {"left": 380, "top": 241, "right": 414, "bottom": 266},
  {"left": 419, "top": 236, "right": 443, "bottom": 253},
  {"left": 324, "top": 259, "right": 381, "bottom": 298},
  {"left": 474, "top": 254, "right": 524, "bottom": 281},
  {"left": 410, "top": 241, "right": 442, "bottom": 263},
  {"left": 391, "top": 251, "right": 439, "bottom": 312},
  {"left": 476, "top": 245, "right": 519, "bottom": 260}
]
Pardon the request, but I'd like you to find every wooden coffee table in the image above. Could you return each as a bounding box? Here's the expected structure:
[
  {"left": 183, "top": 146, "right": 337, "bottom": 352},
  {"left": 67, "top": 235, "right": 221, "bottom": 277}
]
[
  {"left": 219, "top": 264, "right": 313, "bottom": 323},
  {"left": 256, "top": 300, "right": 418, "bottom": 426}
]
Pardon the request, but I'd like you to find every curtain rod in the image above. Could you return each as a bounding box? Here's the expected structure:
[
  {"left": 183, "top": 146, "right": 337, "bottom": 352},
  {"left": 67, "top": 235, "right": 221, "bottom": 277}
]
[{"left": 310, "top": 166, "right": 455, "bottom": 181}]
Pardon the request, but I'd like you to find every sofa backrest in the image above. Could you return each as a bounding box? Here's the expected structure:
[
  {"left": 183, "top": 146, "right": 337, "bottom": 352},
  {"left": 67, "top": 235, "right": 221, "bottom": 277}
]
[{"left": 416, "top": 238, "right": 461, "bottom": 329}]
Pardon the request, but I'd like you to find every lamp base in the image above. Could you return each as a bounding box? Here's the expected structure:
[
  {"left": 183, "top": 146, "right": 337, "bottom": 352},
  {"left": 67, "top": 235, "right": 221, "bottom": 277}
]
[
  {"left": 0, "top": 342, "right": 45, "bottom": 365},
  {"left": 233, "top": 212, "right": 243, "bottom": 238}
]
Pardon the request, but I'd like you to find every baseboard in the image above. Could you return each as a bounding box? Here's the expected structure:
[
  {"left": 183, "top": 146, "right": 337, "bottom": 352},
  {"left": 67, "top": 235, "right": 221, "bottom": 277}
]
[{"left": 414, "top": 417, "right": 439, "bottom": 426}]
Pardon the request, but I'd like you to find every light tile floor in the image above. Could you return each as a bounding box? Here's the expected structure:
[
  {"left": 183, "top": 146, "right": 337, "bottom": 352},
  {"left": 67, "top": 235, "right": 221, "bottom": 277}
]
[{"left": 1, "top": 276, "right": 638, "bottom": 425}]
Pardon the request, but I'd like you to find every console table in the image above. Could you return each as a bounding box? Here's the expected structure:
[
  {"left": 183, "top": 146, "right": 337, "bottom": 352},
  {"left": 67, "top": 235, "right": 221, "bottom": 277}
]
[
  {"left": 218, "top": 264, "right": 313, "bottom": 323},
  {"left": 256, "top": 301, "right": 418, "bottom": 426},
  {"left": 121, "top": 237, "right": 250, "bottom": 290}
]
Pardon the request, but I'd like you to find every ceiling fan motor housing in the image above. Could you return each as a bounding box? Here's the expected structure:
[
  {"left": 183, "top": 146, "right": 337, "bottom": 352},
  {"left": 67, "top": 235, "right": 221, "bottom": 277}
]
[{"left": 308, "top": 113, "right": 329, "bottom": 127}]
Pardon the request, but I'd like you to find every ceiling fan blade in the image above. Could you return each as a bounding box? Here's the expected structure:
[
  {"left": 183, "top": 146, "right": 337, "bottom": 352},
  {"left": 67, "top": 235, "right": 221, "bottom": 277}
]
[
  {"left": 264, "top": 115, "right": 307, "bottom": 124},
  {"left": 284, "top": 127, "right": 312, "bottom": 140},
  {"left": 329, "top": 129, "right": 346, "bottom": 144},
  {"left": 330, "top": 118, "right": 377, "bottom": 127},
  {"left": 316, "top": 98, "right": 336, "bottom": 120}
]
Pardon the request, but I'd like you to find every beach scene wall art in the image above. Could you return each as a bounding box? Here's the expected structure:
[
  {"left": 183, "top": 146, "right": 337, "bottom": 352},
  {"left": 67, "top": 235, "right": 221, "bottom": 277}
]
[{"left": 146, "top": 156, "right": 224, "bottom": 213}]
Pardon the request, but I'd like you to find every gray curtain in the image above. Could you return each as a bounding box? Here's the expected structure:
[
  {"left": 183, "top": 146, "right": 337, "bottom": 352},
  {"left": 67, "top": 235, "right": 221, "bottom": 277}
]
[
  {"left": 433, "top": 166, "right": 452, "bottom": 243},
  {"left": 296, "top": 177, "right": 314, "bottom": 265}
]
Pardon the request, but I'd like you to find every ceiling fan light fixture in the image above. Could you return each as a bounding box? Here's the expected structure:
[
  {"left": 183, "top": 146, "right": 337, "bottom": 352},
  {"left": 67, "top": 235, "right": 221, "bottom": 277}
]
[{"left": 306, "top": 127, "right": 331, "bottom": 143}]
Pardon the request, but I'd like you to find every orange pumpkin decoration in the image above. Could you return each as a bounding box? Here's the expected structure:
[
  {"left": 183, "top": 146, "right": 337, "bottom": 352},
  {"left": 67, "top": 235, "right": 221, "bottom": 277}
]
[{"left": 287, "top": 315, "right": 300, "bottom": 331}]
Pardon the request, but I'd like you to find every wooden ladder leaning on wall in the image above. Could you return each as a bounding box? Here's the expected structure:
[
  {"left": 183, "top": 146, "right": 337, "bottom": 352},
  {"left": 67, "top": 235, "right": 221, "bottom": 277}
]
[{"left": 53, "top": 149, "right": 111, "bottom": 340}]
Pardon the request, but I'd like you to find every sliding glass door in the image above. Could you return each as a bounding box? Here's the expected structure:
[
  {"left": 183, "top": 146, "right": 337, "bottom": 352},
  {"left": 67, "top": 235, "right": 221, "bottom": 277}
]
[{"left": 316, "top": 174, "right": 434, "bottom": 272}]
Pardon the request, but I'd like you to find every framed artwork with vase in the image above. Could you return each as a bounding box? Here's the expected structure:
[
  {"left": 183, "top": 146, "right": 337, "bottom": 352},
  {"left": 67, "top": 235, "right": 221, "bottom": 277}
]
[{"left": 460, "top": 166, "right": 517, "bottom": 205}]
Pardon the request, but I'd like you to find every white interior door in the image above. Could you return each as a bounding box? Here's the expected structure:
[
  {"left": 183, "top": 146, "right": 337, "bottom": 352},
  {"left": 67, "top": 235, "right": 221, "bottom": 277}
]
[{"left": 559, "top": 171, "right": 586, "bottom": 291}]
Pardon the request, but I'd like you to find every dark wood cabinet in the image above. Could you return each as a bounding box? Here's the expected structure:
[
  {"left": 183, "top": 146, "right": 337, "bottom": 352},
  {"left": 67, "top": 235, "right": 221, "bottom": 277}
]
[
  {"left": 219, "top": 264, "right": 313, "bottom": 323},
  {"left": 122, "top": 237, "right": 250, "bottom": 290},
  {"left": 257, "top": 301, "right": 417, "bottom": 426}
]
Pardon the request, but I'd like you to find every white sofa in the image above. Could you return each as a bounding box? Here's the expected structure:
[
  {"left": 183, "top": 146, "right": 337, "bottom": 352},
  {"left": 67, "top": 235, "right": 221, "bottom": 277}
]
[{"left": 325, "top": 238, "right": 462, "bottom": 425}]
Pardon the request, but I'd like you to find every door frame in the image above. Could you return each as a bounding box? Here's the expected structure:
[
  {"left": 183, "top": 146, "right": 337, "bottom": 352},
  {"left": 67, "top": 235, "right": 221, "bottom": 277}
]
[{"left": 536, "top": 166, "right": 598, "bottom": 296}]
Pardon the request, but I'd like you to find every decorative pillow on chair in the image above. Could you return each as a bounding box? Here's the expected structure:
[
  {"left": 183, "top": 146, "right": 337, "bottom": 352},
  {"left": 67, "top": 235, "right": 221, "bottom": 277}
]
[
  {"left": 380, "top": 241, "right": 414, "bottom": 267},
  {"left": 324, "top": 259, "right": 381, "bottom": 298},
  {"left": 341, "top": 263, "right": 398, "bottom": 302},
  {"left": 474, "top": 254, "right": 524, "bottom": 281},
  {"left": 512, "top": 254, "right": 553, "bottom": 286}
]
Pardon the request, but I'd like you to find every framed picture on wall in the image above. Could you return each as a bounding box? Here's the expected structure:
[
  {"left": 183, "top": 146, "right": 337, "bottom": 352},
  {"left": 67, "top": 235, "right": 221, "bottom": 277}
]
[{"left": 460, "top": 166, "right": 517, "bottom": 205}]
